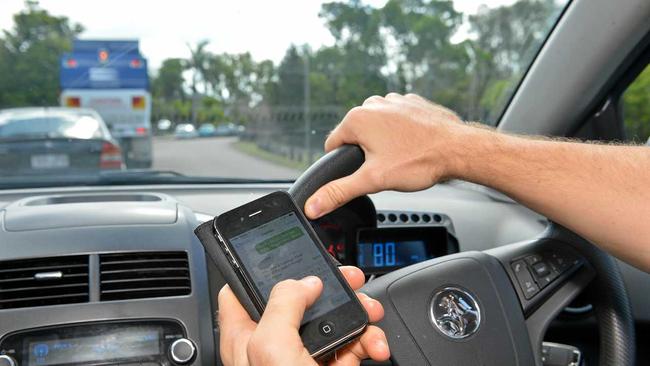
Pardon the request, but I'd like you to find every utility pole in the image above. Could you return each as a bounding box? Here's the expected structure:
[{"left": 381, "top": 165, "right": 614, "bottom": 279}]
[{"left": 303, "top": 54, "right": 312, "bottom": 165}]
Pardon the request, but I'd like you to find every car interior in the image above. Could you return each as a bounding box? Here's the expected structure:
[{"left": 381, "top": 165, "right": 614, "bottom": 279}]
[{"left": 1, "top": 0, "right": 650, "bottom": 365}]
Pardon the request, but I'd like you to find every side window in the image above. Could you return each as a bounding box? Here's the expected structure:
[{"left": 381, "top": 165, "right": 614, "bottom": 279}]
[{"left": 622, "top": 64, "right": 650, "bottom": 143}]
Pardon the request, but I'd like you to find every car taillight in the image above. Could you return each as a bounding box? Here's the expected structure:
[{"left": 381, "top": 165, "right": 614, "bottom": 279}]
[
  {"left": 132, "top": 96, "right": 145, "bottom": 109},
  {"left": 66, "top": 97, "right": 81, "bottom": 107},
  {"left": 100, "top": 142, "right": 123, "bottom": 170},
  {"left": 135, "top": 127, "right": 147, "bottom": 135}
]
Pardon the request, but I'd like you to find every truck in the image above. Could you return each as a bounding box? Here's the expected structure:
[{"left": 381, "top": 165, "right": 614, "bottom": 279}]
[{"left": 60, "top": 40, "right": 152, "bottom": 168}]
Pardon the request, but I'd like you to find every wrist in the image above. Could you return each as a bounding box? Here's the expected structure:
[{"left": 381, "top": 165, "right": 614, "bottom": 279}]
[{"left": 443, "top": 123, "right": 514, "bottom": 184}]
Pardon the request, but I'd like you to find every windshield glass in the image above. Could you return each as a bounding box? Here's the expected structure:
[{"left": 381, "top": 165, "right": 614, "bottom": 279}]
[{"left": 0, "top": 0, "right": 569, "bottom": 185}]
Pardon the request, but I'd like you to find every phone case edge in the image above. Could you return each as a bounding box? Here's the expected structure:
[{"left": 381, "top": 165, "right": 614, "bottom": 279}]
[{"left": 194, "top": 219, "right": 262, "bottom": 322}]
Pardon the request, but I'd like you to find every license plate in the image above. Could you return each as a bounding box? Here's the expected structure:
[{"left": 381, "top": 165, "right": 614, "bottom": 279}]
[{"left": 31, "top": 154, "right": 70, "bottom": 169}]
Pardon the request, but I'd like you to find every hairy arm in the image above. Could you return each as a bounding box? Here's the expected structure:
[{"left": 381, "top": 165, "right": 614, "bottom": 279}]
[
  {"left": 305, "top": 93, "right": 650, "bottom": 272},
  {"left": 456, "top": 129, "right": 650, "bottom": 271}
]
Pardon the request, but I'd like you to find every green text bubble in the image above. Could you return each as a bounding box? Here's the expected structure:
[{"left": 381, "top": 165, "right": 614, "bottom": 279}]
[{"left": 255, "top": 227, "right": 303, "bottom": 254}]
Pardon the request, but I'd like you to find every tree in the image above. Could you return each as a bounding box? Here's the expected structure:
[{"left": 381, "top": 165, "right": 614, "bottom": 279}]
[
  {"left": 622, "top": 65, "right": 650, "bottom": 142},
  {"left": 200, "top": 51, "right": 276, "bottom": 123},
  {"left": 186, "top": 39, "right": 210, "bottom": 122},
  {"left": 381, "top": 0, "right": 466, "bottom": 107},
  {"left": 269, "top": 45, "right": 307, "bottom": 107},
  {"left": 197, "top": 96, "right": 225, "bottom": 123},
  {"left": 319, "top": 0, "right": 388, "bottom": 107},
  {"left": 467, "top": 0, "right": 558, "bottom": 121},
  {"left": 0, "top": 1, "right": 83, "bottom": 108},
  {"left": 152, "top": 58, "right": 186, "bottom": 101}
]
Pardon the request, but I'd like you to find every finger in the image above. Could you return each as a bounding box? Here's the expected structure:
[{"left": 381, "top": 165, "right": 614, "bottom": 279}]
[
  {"left": 257, "top": 277, "right": 323, "bottom": 331},
  {"left": 339, "top": 266, "right": 365, "bottom": 290},
  {"left": 404, "top": 93, "right": 432, "bottom": 104},
  {"left": 384, "top": 92, "right": 403, "bottom": 100},
  {"left": 304, "top": 166, "right": 374, "bottom": 219},
  {"left": 324, "top": 124, "right": 350, "bottom": 153},
  {"left": 324, "top": 106, "right": 366, "bottom": 152},
  {"left": 362, "top": 95, "right": 384, "bottom": 105},
  {"left": 357, "top": 293, "right": 384, "bottom": 323},
  {"left": 217, "top": 285, "right": 257, "bottom": 365},
  {"left": 359, "top": 325, "right": 390, "bottom": 361},
  {"left": 328, "top": 325, "right": 390, "bottom": 365},
  {"left": 218, "top": 285, "right": 256, "bottom": 331}
]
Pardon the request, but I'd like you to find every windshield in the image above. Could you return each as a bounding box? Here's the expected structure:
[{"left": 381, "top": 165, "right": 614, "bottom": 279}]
[{"left": 0, "top": 0, "right": 569, "bottom": 186}]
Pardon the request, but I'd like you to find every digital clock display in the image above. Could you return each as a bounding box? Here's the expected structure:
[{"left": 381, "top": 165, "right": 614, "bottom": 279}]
[{"left": 355, "top": 227, "right": 449, "bottom": 273}]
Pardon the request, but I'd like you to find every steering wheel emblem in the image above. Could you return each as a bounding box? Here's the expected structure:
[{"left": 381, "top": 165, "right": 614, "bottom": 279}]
[{"left": 430, "top": 287, "right": 481, "bottom": 339}]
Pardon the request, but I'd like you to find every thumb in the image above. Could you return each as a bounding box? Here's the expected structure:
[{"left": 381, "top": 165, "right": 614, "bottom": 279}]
[
  {"left": 305, "top": 168, "right": 372, "bottom": 219},
  {"left": 258, "top": 277, "right": 323, "bottom": 331}
]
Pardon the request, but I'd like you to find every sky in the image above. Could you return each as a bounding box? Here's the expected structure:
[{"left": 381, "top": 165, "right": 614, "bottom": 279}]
[{"left": 0, "top": 0, "right": 516, "bottom": 71}]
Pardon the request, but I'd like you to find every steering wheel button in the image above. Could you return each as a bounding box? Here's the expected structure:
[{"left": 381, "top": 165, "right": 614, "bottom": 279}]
[
  {"left": 546, "top": 251, "right": 571, "bottom": 272},
  {"left": 522, "top": 281, "right": 539, "bottom": 298},
  {"left": 532, "top": 261, "right": 550, "bottom": 277},
  {"left": 536, "top": 274, "right": 553, "bottom": 288},
  {"left": 511, "top": 260, "right": 526, "bottom": 274},
  {"left": 511, "top": 260, "right": 539, "bottom": 299},
  {"left": 525, "top": 254, "right": 542, "bottom": 265}
]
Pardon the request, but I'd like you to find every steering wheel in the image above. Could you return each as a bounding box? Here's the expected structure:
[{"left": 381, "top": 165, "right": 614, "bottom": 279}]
[{"left": 288, "top": 145, "right": 635, "bottom": 366}]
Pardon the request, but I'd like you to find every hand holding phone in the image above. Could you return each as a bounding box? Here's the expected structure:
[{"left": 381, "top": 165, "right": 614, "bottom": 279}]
[
  {"left": 218, "top": 267, "right": 391, "bottom": 366},
  {"left": 213, "top": 191, "right": 369, "bottom": 358}
]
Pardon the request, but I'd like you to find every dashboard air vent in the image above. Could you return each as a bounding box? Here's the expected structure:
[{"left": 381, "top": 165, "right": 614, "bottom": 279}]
[
  {"left": 100, "top": 251, "right": 191, "bottom": 301},
  {"left": 0, "top": 255, "right": 89, "bottom": 310}
]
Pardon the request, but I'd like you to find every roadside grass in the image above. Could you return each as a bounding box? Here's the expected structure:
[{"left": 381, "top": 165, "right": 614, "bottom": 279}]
[{"left": 232, "top": 141, "right": 310, "bottom": 171}]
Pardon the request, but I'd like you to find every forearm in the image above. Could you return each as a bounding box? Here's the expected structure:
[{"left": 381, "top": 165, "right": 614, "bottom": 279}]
[
  {"left": 453, "top": 128, "right": 650, "bottom": 271},
  {"left": 309, "top": 93, "right": 650, "bottom": 271}
]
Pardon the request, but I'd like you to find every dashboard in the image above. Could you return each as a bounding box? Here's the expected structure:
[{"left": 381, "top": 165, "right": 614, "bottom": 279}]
[
  {"left": 0, "top": 188, "right": 459, "bottom": 366},
  {"left": 0, "top": 182, "right": 648, "bottom": 366}
]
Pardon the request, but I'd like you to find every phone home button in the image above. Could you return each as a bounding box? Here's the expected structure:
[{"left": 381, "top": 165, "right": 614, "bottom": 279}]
[{"left": 319, "top": 321, "right": 335, "bottom": 337}]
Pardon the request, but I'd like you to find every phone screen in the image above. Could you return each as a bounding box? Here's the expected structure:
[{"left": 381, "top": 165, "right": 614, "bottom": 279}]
[{"left": 229, "top": 211, "right": 350, "bottom": 323}]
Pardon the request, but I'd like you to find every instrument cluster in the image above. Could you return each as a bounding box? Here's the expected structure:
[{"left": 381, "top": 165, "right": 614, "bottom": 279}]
[{"left": 312, "top": 197, "right": 459, "bottom": 274}]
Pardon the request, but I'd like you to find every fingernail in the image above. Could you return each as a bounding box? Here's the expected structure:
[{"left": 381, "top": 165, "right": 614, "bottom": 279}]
[
  {"left": 374, "top": 338, "right": 388, "bottom": 351},
  {"left": 306, "top": 197, "right": 321, "bottom": 218},
  {"left": 301, "top": 276, "right": 321, "bottom": 288},
  {"left": 367, "top": 298, "right": 380, "bottom": 309}
]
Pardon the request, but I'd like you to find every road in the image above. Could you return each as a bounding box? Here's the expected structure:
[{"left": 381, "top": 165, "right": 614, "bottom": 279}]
[{"left": 152, "top": 136, "right": 301, "bottom": 180}]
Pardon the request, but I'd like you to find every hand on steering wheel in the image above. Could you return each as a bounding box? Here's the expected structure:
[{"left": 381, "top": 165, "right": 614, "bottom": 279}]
[{"left": 305, "top": 93, "right": 468, "bottom": 220}]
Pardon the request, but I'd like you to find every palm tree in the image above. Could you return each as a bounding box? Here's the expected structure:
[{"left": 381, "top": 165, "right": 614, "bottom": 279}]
[{"left": 186, "top": 40, "right": 210, "bottom": 123}]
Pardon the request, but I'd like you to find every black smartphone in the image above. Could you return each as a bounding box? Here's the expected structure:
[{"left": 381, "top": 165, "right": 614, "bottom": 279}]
[{"left": 213, "top": 191, "right": 368, "bottom": 359}]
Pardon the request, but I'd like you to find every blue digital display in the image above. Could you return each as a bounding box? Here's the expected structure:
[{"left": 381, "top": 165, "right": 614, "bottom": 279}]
[
  {"left": 356, "top": 227, "right": 448, "bottom": 273},
  {"left": 357, "top": 240, "right": 429, "bottom": 269}
]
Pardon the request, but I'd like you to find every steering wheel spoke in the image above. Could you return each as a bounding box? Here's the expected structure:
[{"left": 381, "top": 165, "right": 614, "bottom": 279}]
[
  {"left": 362, "top": 251, "right": 537, "bottom": 365},
  {"left": 487, "top": 236, "right": 596, "bottom": 364}
]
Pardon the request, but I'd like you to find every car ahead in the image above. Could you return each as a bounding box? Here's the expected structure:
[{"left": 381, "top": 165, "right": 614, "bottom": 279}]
[
  {"left": 214, "top": 122, "right": 238, "bottom": 136},
  {"left": 0, "top": 107, "right": 124, "bottom": 176},
  {"left": 198, "top": 123, "right": 216, "bottom": 137},
  {"left": 174, "top": 123, "right": 198, "bottom": 139}
]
